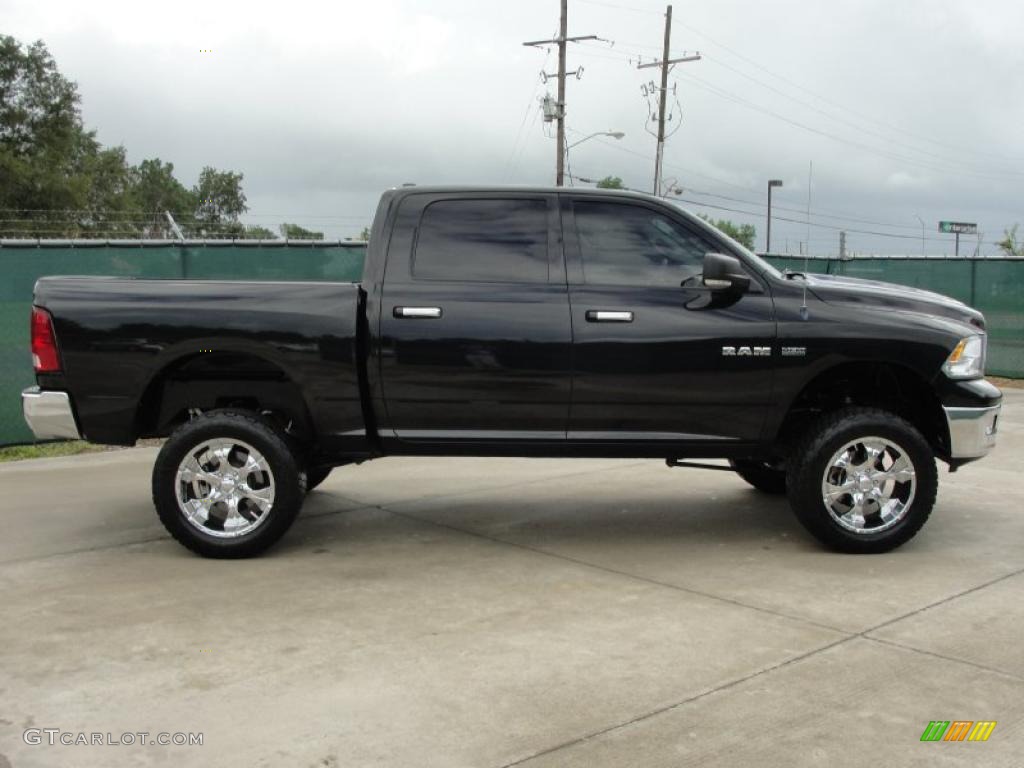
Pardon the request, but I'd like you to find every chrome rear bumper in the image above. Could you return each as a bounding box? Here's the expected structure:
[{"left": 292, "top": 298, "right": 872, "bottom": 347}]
[
  {"left": 943, "top": 404, "right": 1000, "bottom": 459},
  {"left": 22, "top": 387, "right": 82, "bottom": 440}
]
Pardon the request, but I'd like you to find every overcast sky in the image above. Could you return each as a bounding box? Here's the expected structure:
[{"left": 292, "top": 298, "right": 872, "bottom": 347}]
[{"left": 3, "top": 0, "right": 1023, "bottom": 254}]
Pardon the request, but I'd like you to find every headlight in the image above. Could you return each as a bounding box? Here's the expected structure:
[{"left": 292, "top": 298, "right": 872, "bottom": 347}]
[{"left": 942, "top": 335, "right": 986, "bottom": 379}]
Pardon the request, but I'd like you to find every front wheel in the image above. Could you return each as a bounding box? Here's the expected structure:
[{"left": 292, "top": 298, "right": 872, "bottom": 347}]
[
  {"left": 152, "top": 410, "right": 306, "bottom": 558},
  {"left": 786, "top": 407, "right": 937, "bottom": 554}
]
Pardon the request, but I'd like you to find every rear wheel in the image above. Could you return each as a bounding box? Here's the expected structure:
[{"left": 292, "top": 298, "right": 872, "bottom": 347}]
[
  {"left": 786, "top": 407, "right": 937, "bottom": 553},
  {"left": 152, "top": 410, "right": 306, "bottom": 558},
  {"left": 730, "top": 458, "right": 787, "bottom": 494}
]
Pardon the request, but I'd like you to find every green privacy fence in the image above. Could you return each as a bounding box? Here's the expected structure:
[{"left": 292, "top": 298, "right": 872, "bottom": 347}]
[
  {"left": 0, "top": 240, "right": 367, "bottom": 446},
  {"left": 1, "top": 244, "right": 1020, "bottom": 446},
  {"left": 765, "top": 255, "right": 1024, "bottom": 380}
]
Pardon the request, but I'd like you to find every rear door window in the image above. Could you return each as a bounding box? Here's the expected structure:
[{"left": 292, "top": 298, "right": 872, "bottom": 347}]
[{"left": 414, "top": 198, "right": 549, "bottom": 283}]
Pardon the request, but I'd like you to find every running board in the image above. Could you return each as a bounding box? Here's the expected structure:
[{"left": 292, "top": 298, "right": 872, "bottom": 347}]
[{"left": 665, "top": 459, "right": 735, "bottom": 472}]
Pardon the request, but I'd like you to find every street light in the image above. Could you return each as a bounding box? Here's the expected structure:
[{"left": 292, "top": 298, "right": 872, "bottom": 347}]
[
  {"left": 566, "top": 130, "right": 625, "bottom": 150},
  {"left": 766, "top": 179, "right": 783, "bottom": 254},
  {"left": 564, "top": 131, "right": 624, "bottom": 185}
]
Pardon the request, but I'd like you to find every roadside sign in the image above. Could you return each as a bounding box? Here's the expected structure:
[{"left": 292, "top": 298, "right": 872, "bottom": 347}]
[{"left": 939, "top": 221, "right": 977, "bottom": 234}]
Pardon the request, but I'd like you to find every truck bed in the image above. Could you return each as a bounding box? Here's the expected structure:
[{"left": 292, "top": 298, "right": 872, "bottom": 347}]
[{"left": 33, "top": 277, "right": 366, "bottom": 448}]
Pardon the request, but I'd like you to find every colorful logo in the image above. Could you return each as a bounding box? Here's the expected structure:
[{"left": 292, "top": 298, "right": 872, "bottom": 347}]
[{"left": 920, "top": 721, "right": 996, "bottom": 742}]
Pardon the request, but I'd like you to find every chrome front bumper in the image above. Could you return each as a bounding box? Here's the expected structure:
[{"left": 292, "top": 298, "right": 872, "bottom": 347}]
[
  {"left": 943, "top": 404, "right": 1000, "bottom": 459},
  {"left": 22, "top": 387, "right": 82, "bottom": 440}
]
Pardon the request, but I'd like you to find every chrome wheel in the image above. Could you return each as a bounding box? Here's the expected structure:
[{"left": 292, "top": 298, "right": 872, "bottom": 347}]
[
  {"left": 820, "top": 436, "right": 916, "bottom": 535},
  {"left": 174, "top": 438, "right": 275, "bottom": 538}
]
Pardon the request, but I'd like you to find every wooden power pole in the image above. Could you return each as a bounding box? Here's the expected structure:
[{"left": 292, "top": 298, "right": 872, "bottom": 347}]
[
  {"left": 638, "top": 5, "right": 700, "bottom": 195},
  {"left": 523, "top": 2, "right": 599, "bottom": 186}
]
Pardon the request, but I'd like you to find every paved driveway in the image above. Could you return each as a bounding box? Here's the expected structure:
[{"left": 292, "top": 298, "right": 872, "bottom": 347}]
[{"left": 1, "top": 391, "right": 1022, "bottom": 767}]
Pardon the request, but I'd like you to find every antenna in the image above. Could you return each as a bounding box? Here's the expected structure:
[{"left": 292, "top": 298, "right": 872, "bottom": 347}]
[{"left": 800, "top": 161, "right": 813, "bottom": 320}]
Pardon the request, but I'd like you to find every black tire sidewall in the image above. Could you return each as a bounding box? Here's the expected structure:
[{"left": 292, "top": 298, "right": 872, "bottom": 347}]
[
  {"left": 787, "top": 409, "right": 938, "bottom": 553},
  {"left": 152, "top": 411, "right": 305, "bottom": 558}
]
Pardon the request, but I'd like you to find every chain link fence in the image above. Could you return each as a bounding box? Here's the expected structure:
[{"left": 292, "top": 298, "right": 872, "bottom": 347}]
[
  {"left": 0, "top": 240, "right": 366, "bottom": 446},
  {"left": 1, "top": 244, "right": 1020, "bottom": 446}
]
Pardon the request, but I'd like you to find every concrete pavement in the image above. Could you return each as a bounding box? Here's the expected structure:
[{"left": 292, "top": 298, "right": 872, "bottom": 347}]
[{"left": 1, "top": 390, "right": 1022, "bottom": 767}]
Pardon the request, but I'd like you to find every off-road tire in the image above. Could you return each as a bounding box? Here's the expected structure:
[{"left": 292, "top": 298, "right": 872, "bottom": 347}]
[
  {"left": 152, "top": 410, "right": 306, "bottom": 558},
  {"left": 786, "top": 407, "right": 938, "bottom": 554}
]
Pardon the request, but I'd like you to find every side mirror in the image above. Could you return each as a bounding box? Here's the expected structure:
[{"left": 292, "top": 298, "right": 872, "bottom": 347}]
[{"left": 701, "top": 252, "right": 750, "bottom": 293}]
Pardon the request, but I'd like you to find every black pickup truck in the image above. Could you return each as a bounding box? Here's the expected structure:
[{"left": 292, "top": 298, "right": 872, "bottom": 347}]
[{"left": 23, "top": 186, "right": 1001, "bottom": 557}]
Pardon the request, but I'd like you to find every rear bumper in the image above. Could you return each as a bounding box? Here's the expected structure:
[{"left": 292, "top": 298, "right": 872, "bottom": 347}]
[
  {"left": 22, "top": 387, "right": 82, "bottom": 440},
  {"left": 943, "top": 404, "right": 1000, "bottom": 459}
]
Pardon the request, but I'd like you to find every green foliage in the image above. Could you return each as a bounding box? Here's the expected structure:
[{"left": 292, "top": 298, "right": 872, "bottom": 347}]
[
  {"left": 596, "top": 176, "right": 625, "bottom": 189},
  {"left": 193, "top": 167, "right": 247, "bottom": 234},
  {"left": 358, "top": 226, "right": 370, "bottom": 241},
  {"left": 0, "top": 35, "right": 248, "bottom": 239},
  {"left": 243, "top": 224, "right": 277, "bottom": 239},
  {"left": 281, "top": 222, "right": 324, "bottom": 240},
  {"left": 697, "top": 214, "right": 756, "bottom": 250},
  {"left": 133, "top": 158, "right": 197, "bottom": 236},
  {"left": 997, "top": 225, "right": 1022, "bottom": 257}
]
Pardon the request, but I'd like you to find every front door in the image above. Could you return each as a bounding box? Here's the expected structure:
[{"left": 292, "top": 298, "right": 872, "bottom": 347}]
[
  {"left": 563, "top": 195, "right": 776, "bottom": 444},
  {"left": 379, "top": 192, "right": 572, "bottom": 442}
]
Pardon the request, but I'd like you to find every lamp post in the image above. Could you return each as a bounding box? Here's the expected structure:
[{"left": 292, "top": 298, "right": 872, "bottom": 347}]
[
  {"left": 565, "top": 131, "right": 625, "bottom": 183},
  {"left": 766, "top": 179, "right": 783, "bottom": 253},
  {"left": 914, "top": 214, "right": 926, "bottom": 257}
]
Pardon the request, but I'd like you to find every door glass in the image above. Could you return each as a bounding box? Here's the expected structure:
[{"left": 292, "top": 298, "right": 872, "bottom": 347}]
[
  {"left": 574, "top": 200, "right": 712, "bottom": 286},
  {"left": 414, "top": 198, "right": 549, "bottom": 283}
]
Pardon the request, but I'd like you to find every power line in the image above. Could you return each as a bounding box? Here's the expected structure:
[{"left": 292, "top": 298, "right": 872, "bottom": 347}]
[
  {"left": 678, "top": 73, "right": 1024, "bottom": 182},
  {"left": 668, "top": 17, "right": 1024, "bottom": 167}
]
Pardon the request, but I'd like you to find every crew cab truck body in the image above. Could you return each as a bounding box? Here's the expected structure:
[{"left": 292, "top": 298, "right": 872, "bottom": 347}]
[{"left": 23, "top": 186, "right": 1002, "bottom": 557}]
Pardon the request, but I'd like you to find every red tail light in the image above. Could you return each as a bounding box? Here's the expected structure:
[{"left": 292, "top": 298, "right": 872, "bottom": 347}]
[{"left": 31, "top": 306, "right": 61, "bottom": 373}]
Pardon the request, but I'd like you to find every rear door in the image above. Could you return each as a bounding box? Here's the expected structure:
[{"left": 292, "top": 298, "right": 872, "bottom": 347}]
[
  {"left": 378, "top": 192, "right": 572, "bottom": 442},
  {"left": 564, "top": 195, "right": 776, "bottom": 444}
]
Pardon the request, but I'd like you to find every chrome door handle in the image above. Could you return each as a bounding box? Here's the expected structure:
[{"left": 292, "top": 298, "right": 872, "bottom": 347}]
[
  {"left": 393, "top": 306, "right": 442, "bottom": 319},
  {"left": 586, "top": 310, "right": 633, "bottom": 322}
]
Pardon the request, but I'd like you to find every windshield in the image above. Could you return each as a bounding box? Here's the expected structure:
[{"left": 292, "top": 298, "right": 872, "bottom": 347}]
[{"left": 667, "top": 200, "right": 784, "bottom": 280}]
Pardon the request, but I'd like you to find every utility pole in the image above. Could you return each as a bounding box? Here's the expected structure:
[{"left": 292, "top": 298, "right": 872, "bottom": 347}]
[
  {"left": 766, "top": 179, "right": 783, "bottom": 253},
  {"left": 638, "top": 5, "right": 700, "bottom": 195},
  {"left": 523, "top": 2, "right": 599, "bottom": 186}
]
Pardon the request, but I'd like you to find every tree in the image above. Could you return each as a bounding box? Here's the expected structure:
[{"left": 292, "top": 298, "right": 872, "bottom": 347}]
[
  {"left": 358, "top": 226, "right": 370, "bottom": 241},
  {"left": 280, "top": 222, "right": 324, "bottom": 240},
  {"left": 243, "top": 224, "right": 277, "bottom": 239},
  {"left": 132, "top": 158, "right": 196, "bottom": 236},
  {"left": 0, "top": 35, "right": 97, "bottom": 235},
  {"left": 997, "top": 224, "right": 1022, "bottom": 257},
  {"left": 596, "top": 176, "right": 625, "bottom": 189},
  {"left": 697, "top": 214, "right": 756, "bottom": 250},
  {"left": 192, "top": 167, "right": 247, "bottom": 236}
]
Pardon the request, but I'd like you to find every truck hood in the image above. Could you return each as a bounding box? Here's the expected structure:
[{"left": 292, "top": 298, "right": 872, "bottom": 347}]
[{"left": 804, "top": 273, "right": 985, "bottom": 330}]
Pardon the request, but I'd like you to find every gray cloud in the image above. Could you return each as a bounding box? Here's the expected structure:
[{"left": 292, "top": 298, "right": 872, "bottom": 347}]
[{"left": 2, "top": 0, "right": 1021, "bottom": 252}]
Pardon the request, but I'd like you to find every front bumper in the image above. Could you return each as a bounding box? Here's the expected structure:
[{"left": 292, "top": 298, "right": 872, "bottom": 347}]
[
  {"left": 943, "top": 404, "right": 1000, "bottom": 459},
  {"left": 22, "top": 387, "right": 82, "bottom": 440}
]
